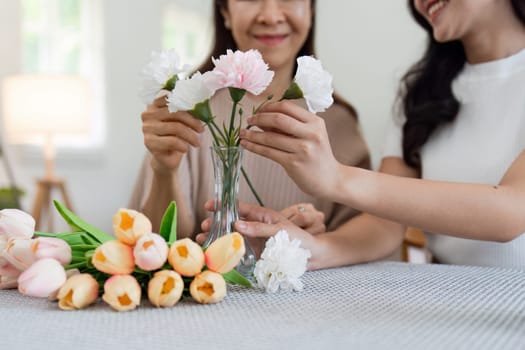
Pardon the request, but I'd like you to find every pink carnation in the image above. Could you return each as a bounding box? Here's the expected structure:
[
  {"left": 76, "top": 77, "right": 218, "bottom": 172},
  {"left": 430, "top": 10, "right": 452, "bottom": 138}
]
[{"left": 204, "top": 49, "right": 274, "bottom": 95}]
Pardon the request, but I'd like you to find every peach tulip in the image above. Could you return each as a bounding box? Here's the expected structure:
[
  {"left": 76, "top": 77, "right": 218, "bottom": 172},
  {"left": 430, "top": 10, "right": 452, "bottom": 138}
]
[
  {"left": 18, "top": 258, "right": 66, "bottom": 298},
  {"left": 3, "top": 238, "right": 36, "bottom": 271},
  {"left": 57, "top": 274, "right": 99, "bottom": 310},
  {"left": 147, "top": 270, "right": 184, "bottom": 307},
  {"left": 168, "top": 238, "right": 204, "bottom": 277},
  {"left": 112, "top": 208, "right": 152, "bottom": 246},
  {"left": 133, "top": 233, "right": 168, "bottom": 271},
  {"left": 92, "top": 240, "right": 134, "bottom": 275},
  {"left": 0, "top": 261, "right": 21, "bottom": 278},
  {"left": 0, "top": 275, "right": 18, "bottom": 289},
  {"left": 32, "top": 237, "right": 72, "bottom": 266},
  {"left": 102, "top": 275, "right": 141, "bottom": 312},
  {"left": 190, "top": 270, "right": 227, "bottom": 304},
  {"left": 0, "top": 209, "right": 35, "bottom": 240},
  {"left": 205, "top": 232, "right": 245, "bottom": 274}
]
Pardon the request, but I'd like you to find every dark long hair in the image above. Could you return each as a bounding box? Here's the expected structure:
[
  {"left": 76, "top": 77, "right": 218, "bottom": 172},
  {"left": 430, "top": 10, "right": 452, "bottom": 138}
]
[
  {"left": 400, "top": 0, "right": 525, "bottom": 170},
  {"left": 196, "top": 0, "right": 357, "bottom": 117}
]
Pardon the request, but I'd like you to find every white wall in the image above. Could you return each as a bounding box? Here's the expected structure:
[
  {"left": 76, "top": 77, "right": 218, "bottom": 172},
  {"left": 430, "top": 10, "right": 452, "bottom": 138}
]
[{"left": 0, "top": 0, "right": 426, "bottom": 232}]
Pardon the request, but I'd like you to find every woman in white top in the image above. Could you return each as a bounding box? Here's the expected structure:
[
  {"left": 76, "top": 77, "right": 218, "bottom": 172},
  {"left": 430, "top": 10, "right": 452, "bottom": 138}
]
[{"left": 232, "top": 0, "right": 525, "bottom": 269}]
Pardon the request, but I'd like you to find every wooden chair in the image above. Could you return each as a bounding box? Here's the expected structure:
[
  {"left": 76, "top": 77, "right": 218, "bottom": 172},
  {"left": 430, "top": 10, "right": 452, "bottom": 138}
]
[{"left": 402, "top": 227, "right": 430, "bottom": 263}]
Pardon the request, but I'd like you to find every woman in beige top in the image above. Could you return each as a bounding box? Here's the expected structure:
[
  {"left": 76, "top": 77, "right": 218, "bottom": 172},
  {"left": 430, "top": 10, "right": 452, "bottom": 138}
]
[{"left": 129, "top": 0, "right": 370, "bottom": 239}]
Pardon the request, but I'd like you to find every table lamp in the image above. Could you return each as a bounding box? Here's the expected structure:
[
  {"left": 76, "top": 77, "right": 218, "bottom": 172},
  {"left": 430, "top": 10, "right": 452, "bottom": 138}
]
[{"left": 1, "top": 74, "right": 92, "bottom": 231}]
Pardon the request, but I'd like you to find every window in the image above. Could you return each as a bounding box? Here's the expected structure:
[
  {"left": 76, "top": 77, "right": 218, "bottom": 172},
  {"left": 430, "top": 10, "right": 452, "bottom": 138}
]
[
  {"left": 20, "top": 0, "right": 104, "bottom": 148},
  {"left": 162, "top": 0, "right": 213, "bottom": 70}
]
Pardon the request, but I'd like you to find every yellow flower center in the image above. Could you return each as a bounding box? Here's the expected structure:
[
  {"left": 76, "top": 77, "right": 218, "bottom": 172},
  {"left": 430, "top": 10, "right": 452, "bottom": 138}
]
[
  {"left": 118, "top": 293, "right": 132, "bottom": 306},
  {"left": 177, "top": 245, "right": 188, "bottom": 258},
  {"left": 95, "top": 251, "right": 106, "bottom": 262},
  {"left": 197, "top": 282, "right": 214, "bottom": 296},
  {"left": 143, "top": 240, "right": 154, "bottom": 250},
  {"left": 162, "top": 277, "right": 174, "bottom": 294},
  {"left": 233, "top": 236, "right": 242, "bottom": 250},
  {"left": 64, "top": 289, "right": 74, "bottom": 305},
  {"left": 120, "top": 212, "right": 134, "bottom": 231}
]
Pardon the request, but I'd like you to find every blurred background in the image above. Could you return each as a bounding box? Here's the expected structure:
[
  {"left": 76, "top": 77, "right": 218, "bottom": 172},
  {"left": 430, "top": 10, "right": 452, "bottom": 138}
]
[{"left": 0, "top": 0, "right": 425, "bottom": 232}]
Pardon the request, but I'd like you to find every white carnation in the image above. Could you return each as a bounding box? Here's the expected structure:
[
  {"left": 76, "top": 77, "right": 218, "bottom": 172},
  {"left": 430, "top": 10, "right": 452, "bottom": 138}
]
[
  {"left": 254, "top": 230, "right": 311, "bottom": 293},
  {"left": 167, "top": 72, "right": 214, "bottom": 113},
  {"left": 295, "top": 56, "right": 334, "bottom": 113},
  {"left": 139, "top": 48, "right": 190, "bottom": 104}
]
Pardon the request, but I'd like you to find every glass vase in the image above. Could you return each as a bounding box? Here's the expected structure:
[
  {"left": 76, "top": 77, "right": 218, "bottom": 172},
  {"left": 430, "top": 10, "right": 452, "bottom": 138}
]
[{"left": 203, "top": 146, "right": 256, "bottom": 279}]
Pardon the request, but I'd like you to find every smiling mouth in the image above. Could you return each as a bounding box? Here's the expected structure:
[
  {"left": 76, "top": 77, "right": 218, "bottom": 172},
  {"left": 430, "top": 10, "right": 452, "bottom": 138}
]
[
  {"left": 426, "top": 0, "right": 448, "bottom": 21},
  {"left": 254, "top": 34, "right": 288, "bottom": 46}
]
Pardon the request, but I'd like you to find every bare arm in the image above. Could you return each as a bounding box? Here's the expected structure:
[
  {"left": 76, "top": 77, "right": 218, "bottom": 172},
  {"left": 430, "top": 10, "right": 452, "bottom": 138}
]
[
  {"left": 139, "top": 96, "right": 204, "bottom": 237},
  {"left": 240, "top": 101, "right": 525, "bottom": 242}
]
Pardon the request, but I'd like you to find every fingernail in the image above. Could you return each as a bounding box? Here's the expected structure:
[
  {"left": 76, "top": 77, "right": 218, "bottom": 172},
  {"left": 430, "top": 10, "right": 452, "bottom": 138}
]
[
  {"left": 236, "top": 220, "right": 247, "bottom": 230},
  {"left": 239, "top": 129, "right": 246, "bottom": 137}
]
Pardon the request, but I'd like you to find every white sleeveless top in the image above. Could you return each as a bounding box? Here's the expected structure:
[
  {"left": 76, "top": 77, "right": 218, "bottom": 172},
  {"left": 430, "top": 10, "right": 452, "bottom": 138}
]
[{"left": 383, "top": 48, "right": 525, "bottom": 268}]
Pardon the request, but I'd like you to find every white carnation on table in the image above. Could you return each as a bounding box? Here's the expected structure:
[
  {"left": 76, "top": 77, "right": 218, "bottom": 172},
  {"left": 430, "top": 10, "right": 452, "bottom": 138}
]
[
  {"left": 283, "top": 56, "right": 334, "bottom": 113},
  {"left": 254, "top": 230, "right": 311, "bottom": 293},
  {"left": 139, "top": 48, "right": 190, "bottom": 105}
]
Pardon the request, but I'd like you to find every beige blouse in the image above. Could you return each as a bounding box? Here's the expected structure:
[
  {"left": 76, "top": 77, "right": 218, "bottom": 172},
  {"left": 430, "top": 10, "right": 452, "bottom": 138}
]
[{"left": 129, "top": 91, "right": 370, "bottom": 235}]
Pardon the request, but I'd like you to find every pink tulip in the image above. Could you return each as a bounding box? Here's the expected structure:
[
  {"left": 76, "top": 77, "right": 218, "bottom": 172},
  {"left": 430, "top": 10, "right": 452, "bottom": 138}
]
[
  {"left": 0, "top": 209, "right": 35, "bottom": 240},
  {"left": 32, "top": 237, "right": 72, "bottom": 266},
  {"left": 189, "top": 270, "right": 227, "bottom": 304},
  {"left": 3, "top": 238, "right": 36, "bottom": 271},
  {"left": 102, "top": 275, "right": 141, "bottom": 312},
  {"left": 0, "top": 261, "right": 22, "bottom": 278},
  {"left": 147, "top": 270, "right": 184, "bottom": 307},
  {"left": 205, "top": 232, "right": 245, "bottom": 274},
  {"left": 92, "top": 240, "right": 135, "bottom": 275},
  {"left": 112, "top": 208, "right": 152, "bottom": 246},
  {"left": 57, "top": 274, "right": 99, "bottom": 310},
  {"left": 0, "top": 275, "right": 18, "bottom": 289},
  {"left": 168, "top": 238, "right": 205, "bottom": 277},
  {"left": 133, "top": 233, "right": 168, "bottom": 271},
  {"left": 18, "top": 258, "right": 66, "bottom": 298}
]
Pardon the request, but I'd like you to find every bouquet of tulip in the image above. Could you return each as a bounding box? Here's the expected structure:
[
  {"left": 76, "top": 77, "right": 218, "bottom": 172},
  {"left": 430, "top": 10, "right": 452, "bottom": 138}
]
[
  {"left": 0, "top": 201, "right": 251, "bottom": 311},
  {"left": 140, "top": 48, "right": 335, "bottom": 207}
]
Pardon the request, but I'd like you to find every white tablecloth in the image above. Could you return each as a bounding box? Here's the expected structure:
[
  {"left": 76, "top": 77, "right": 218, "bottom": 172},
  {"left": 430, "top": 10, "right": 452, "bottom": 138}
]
[{"left": 1, "top": 262, "right": 524, "bottom": 350}]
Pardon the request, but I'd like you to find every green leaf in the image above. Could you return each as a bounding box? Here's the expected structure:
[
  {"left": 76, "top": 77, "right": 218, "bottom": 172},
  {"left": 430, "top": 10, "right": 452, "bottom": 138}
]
[
  {"left": 159, "top": 201, "right": 177, "bottom": 244},
  {"left": 53, "top": 200, "right": 114, "bottom": 243},
  {"left": 190, "top": 100, "right": 213, "bottom": 123},
  {"left": 222, "top": 269, "right": 253, "bottom": 287},
  {"left": 281, "top": 81, "right": 303, "bottom": 101}
]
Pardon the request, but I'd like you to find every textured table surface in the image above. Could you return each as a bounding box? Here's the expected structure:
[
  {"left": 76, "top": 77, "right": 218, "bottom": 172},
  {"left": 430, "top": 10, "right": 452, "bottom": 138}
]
[{"left": 1, "top": 262, "right": 524, "bottom": 350}]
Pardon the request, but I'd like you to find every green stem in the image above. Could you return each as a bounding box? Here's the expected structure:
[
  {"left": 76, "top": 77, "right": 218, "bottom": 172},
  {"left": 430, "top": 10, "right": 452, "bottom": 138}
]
[{"left": 241, "top": 167, "right": 264, "bottom": 207}]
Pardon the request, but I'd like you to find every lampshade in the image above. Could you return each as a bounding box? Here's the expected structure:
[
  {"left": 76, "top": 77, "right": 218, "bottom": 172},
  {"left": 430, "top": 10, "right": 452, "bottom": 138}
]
[{"left": 1, "top": 75, "right": 92, "bottom": 144}]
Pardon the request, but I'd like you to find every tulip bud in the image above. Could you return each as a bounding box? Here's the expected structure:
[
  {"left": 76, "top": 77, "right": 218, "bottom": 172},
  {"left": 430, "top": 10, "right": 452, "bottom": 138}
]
[
  {"left": 3, "top": 238, "right": 37, "bottom": 271},
  {"left": 0, "top": 275, "right": 18, "bottom": 289},
  {"left": 168, "top": 238, "right": 205, "bottom": 277},
  {"left": 18, "top": 258, "right": 66, "bottom": 298},
  {"left": 112, "top": 208, "right": 152, "bottom": 246},
  {"left": 134, "top": 233, "right": 168, "bottom": 271},
  {"left": 205, "top": 232, "right": 245, "bottom": 274},
  {"left": 190, "top": 270, "right": 227, "bottom": 304},
  {"left": 57, "top": 274, "right": 99, "bottom": 310},
  {"left": 92, "top": 240, "right": 135, "bottom": 275},
  {"left": 32, "top": 237, "right": 72, "bottom": 266},
  {"left": 0, "top": 209, "right": 35, "bottom": 240},
  {"left": 147, "top": 270, "right": 184, "bottom": 307},
  {"left": 102, "top": 275, "right": 141, "bottom": 312},
  {"left": 0, "top": 261, "right": 22, "bottom": 278}
]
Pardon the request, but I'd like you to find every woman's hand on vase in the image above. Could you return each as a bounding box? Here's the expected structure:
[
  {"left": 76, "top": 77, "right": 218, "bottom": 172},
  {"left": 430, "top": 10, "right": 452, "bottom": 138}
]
[
  {"left": 239, "top": 101, "right": 341, "bottom": 199},
  {"left": 142, "top": 95, "right": 205, "bottom": 174}
]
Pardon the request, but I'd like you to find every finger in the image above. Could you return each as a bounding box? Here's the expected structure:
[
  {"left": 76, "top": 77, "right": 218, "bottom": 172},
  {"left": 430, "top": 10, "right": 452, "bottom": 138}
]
[
  {"left": 240, "top": 138, "right": 290, "bottom": 165},
  {"left": 305, "top": 223, "right": 326, "bottom": 235},
  {"left": 259, "top": 100, "right": 315, "bottom": 123},
  {"left": 200, "top": 217, "right": 212, "bottom": 232},
  {"left": 164, "top": 111, "right": 205, "bottom": 132},
  {"left": 240, "top": 128, "right": 299, "bottom": 154},
  {"left": 238, "top": 202, "right": 285, "bottom": 224},
  {"left": 143, "top": 122, "right": 202, "bottom": 147},
  {"left": 204, "top": 199, "right": 215, "bottom": 212},
  {"left": 153, "top": 95, "right": 168, "bottom": 108},
  {"left": 195, "top": 233, "right": 207, "bottom": 245},
  {"left": 234, "top": 220, "right": 283, "bottom": 239},
  {"left": 246, "top": 112, "right": 310, "bottom": 139},
  {"left": 145, "top": 134, "right": 193, "bottom": 154}
]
